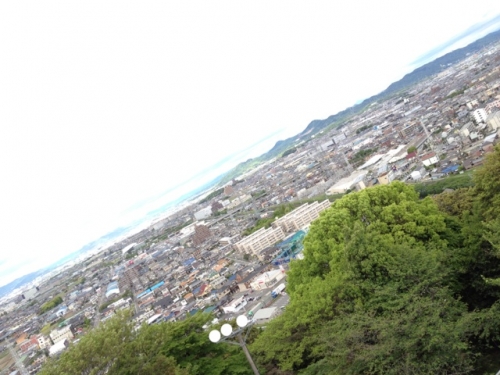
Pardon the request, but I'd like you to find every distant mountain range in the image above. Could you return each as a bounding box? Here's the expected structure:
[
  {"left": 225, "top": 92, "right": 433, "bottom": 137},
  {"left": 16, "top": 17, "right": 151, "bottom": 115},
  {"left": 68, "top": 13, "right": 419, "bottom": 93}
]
[
  {"left": 0, "top": 225, "right": 134, "bottom": 298},
  {"left": 218, "top": 28, "right": 500, "bottom": 184},
  {"left": 2, "top": 28, "right": 500, "bottom": 299},
  {"left": 0, "top": 176, "right": 227, "bottom": 298}
]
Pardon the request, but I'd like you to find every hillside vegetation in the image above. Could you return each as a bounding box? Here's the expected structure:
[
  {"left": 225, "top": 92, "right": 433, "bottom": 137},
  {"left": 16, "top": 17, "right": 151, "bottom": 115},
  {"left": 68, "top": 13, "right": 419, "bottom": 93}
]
[
  {"left": 251, "top": 145, "right": 500, "bottom": 374},
  {"left": 41, "top": 145, "right": 500, "bottom": 374}
]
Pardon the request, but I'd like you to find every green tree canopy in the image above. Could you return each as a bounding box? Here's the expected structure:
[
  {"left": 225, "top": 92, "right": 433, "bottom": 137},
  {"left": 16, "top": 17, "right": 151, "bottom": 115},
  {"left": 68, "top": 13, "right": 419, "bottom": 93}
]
[
  {"left": 251, "top": 182, "right": 474, "bottom": 373},
  {"left": 39, "top": 312, "right": 255, "bottom": 375}
]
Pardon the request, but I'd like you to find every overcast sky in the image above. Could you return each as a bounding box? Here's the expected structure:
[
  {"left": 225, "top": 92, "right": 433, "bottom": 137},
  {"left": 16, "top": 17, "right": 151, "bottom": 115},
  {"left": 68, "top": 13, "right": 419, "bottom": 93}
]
[{"left": 1, "top": 1, "right": 500, "bottom": 288}]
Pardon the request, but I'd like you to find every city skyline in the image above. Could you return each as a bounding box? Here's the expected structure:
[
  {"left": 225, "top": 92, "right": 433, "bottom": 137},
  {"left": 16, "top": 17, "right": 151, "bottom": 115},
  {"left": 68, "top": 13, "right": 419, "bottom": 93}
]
[{"left": 1, "top": 1, "right": 500, "bottom": 289}]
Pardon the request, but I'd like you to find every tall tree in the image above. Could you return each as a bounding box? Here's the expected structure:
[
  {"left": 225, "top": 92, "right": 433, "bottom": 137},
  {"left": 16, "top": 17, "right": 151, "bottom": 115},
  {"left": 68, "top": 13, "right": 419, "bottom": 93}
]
[
  {"left": 39, "top": 312, "right": 253, "bottom": 375},
  {"left": 252, "top": 182, "right": 474, "bottom": 373}
]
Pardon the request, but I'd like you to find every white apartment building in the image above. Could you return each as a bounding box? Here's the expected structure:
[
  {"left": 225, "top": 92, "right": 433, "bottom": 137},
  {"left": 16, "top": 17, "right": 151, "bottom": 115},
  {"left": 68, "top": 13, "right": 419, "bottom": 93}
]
[
  {"left": 486, "top": 111, "right": 500, "bottom": 131},
  {"left": 272, "top": 201, "right": 331, "bottom": 233},
  {"left": 472, "top": 108, "right": 488, "bottom": 124},
  {"left": 460, "top": 122, "right": 475, "bottom": 137},
  {"left": 234, "top": 226, "right": 285, "bottom": 255},
  {"left": 49, "top": 325, "right": 74, "bottom": 344},
  {"left": 37, "top": 335, "right": 52, "bottom": 350}
]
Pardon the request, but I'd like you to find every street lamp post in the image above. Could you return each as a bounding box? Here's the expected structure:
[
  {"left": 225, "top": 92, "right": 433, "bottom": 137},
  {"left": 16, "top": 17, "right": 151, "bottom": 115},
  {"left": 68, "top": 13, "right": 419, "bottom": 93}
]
[{"left": 209, "top": 315, "right": 260, "bottom": 375}]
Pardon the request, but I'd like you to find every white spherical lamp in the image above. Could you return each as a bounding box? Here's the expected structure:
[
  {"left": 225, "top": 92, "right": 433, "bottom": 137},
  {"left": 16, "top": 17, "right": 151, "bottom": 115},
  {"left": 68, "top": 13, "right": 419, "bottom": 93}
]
[
  {"left": 220, "top": 323, "right": 233, "bottom": 336},
  {"left": 236, "top": 315, "right": 248, "bottom": 328},
  {"left": 209, "top": 330, "right": 221, "bottom": 343}
]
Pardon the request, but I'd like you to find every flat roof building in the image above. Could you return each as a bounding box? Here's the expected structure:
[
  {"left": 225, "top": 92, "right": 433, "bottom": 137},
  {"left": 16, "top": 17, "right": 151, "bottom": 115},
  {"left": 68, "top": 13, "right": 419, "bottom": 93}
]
[
  {"left": 50, "top": 325, "right": 73, "bottom": 344},
  {"left": 253, "top": 307, "right": 278, "bottom": 324},
  {"left": 234, "top": 226, "right": 285, "bottom": 255},
  {"left": 272, "top": 200, "right": 331, "bottom": 233},
  {"left": 105, "top": 281, "right": 120, "bottom": 298}
]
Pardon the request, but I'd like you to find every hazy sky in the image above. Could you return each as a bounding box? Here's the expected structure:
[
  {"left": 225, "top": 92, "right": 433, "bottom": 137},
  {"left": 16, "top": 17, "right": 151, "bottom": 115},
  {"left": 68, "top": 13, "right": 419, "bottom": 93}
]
[{"left": 1, "top": 1, "right": 500, "bottom": 288}]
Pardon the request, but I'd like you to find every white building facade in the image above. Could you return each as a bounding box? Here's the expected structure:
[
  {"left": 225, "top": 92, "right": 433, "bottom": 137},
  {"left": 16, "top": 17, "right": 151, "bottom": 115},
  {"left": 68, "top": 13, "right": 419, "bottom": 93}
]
[
  {"left": 272, "top": 201, "right": 331, "bottom": 233},
  {"left": 49, "top": 325, "right": 74, "bottom": 344},
  {"left": 234, "top": 226, "right": 285, "bottom": 255},
  {"left": 472, "top": 108, "right": 488, "bottom": 124},
  {"left": 486, "top": 111, "right": 500, "bottom": 131}
]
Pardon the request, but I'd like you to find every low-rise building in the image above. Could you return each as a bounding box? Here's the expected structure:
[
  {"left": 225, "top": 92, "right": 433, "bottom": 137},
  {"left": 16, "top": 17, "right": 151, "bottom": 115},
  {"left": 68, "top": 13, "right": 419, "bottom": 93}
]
[
  {"left": 49, "top": 339, "right": 69, "bottom": 357},
  {"left": 222, "top": 296, "right": 247, "bottom": 314},
  {"left": 421, "top": 152, "right": 439, "bottom": 167}
]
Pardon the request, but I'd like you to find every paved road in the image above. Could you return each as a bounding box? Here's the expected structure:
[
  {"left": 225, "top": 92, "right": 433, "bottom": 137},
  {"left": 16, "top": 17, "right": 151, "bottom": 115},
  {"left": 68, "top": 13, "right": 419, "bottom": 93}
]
[
  {"left": 225, "top": 256, "right": 259, "bottom": 267},
  {"left": 271, "top": 293, "right": 290, "bottom": 311}
]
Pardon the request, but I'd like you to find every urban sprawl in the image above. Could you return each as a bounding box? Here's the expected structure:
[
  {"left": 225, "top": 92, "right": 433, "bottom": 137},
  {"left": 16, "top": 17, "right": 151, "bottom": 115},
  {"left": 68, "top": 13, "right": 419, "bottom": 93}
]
[{"left": 2, "top": 41, "right": 500, "bottom": 374}]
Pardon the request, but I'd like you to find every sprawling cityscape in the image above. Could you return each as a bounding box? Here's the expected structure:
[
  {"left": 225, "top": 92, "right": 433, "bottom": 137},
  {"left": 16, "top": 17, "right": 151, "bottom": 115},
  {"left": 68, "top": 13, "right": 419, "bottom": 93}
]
[{"left": 3, "top": 14, "right": 500, "bottom": 375}]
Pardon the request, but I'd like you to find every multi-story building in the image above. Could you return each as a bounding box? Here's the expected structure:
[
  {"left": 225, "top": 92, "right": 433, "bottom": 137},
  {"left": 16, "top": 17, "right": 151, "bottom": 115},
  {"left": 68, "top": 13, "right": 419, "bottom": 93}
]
[
  {"left": 234, "top": 226, "right": 285, "bottom": 255},
  {"left": 460, "top": 121, "right": 475, "bottom": 137},
  {"left": 119, "top": 266, "right": 140, "bottom": 291},
  {"left": 485, "top": 100, "right": 500, "bottom": 114},
  {"left": 472, "top": 108, "right": 488, "bottom": 123},
  {"left": 272, "top": 200, "right": 331, "bottom": 233},
  {"left": 192, "top": 224, "right": 211, "bottom": 246},
  {"left": 332, "top": 132, "right": 347, "bottom": 144},
  {"left": 224, "top": 185, "right": 234, "bottom": 196},
  {"left": 194, "top": 206, "right": 212, "bottom": 221},
  {"left": 37, "top": 335, "right": 52, "bottom": 350},
  {"left": 486, "top": 111, "right": 500, "bottom": 131},
  {"left": 399, "top": 122, "right": 421, "bottom": 138},
  {"left": 49, "top": 325, "right": 74, "bottom": 344},
  {"left": 421, "top": 152, "right": 439, "bottom": 167}
]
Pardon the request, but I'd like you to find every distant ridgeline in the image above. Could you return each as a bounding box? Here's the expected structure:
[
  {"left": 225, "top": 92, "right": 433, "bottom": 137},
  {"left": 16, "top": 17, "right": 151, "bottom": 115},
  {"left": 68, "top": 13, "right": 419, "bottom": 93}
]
[{"left": 218, "top": 28, "right": 500, "bottom": 185}]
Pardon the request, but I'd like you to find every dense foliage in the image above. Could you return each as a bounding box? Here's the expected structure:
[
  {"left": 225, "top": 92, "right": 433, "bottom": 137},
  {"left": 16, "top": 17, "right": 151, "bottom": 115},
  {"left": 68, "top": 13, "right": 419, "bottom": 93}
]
[
  {"left": 41, "top": 146, "right": 500, "bottom": 374},
  {"left": 413, "top": 171, "right": 475, "bottom": 197},
  {"left": 350, "top": 148, "right": 376, "bottom": 164},
  {"left": 251, "top": 145, "right": 500, "bottom": 374},
  {"left": 199, "top": 188, "right": 224, "bottom": 204},
  {"left": 281, "top": 148, "right": 298, "bottom": 158},
  {"left": 39, "top": 295, "right": 63, "bottom": 314},
  {"left": 355, "top": 125, "right": 371, "bottom": 134},
  {"left": 40, "top": 312, "right": 256, "bottom": 375}
]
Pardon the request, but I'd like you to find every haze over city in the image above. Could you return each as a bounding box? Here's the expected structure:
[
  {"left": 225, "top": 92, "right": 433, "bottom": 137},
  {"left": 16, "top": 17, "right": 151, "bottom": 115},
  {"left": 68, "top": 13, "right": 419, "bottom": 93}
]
[{"left": 1, "top": 1, "right": 500, "bottom": 288}]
